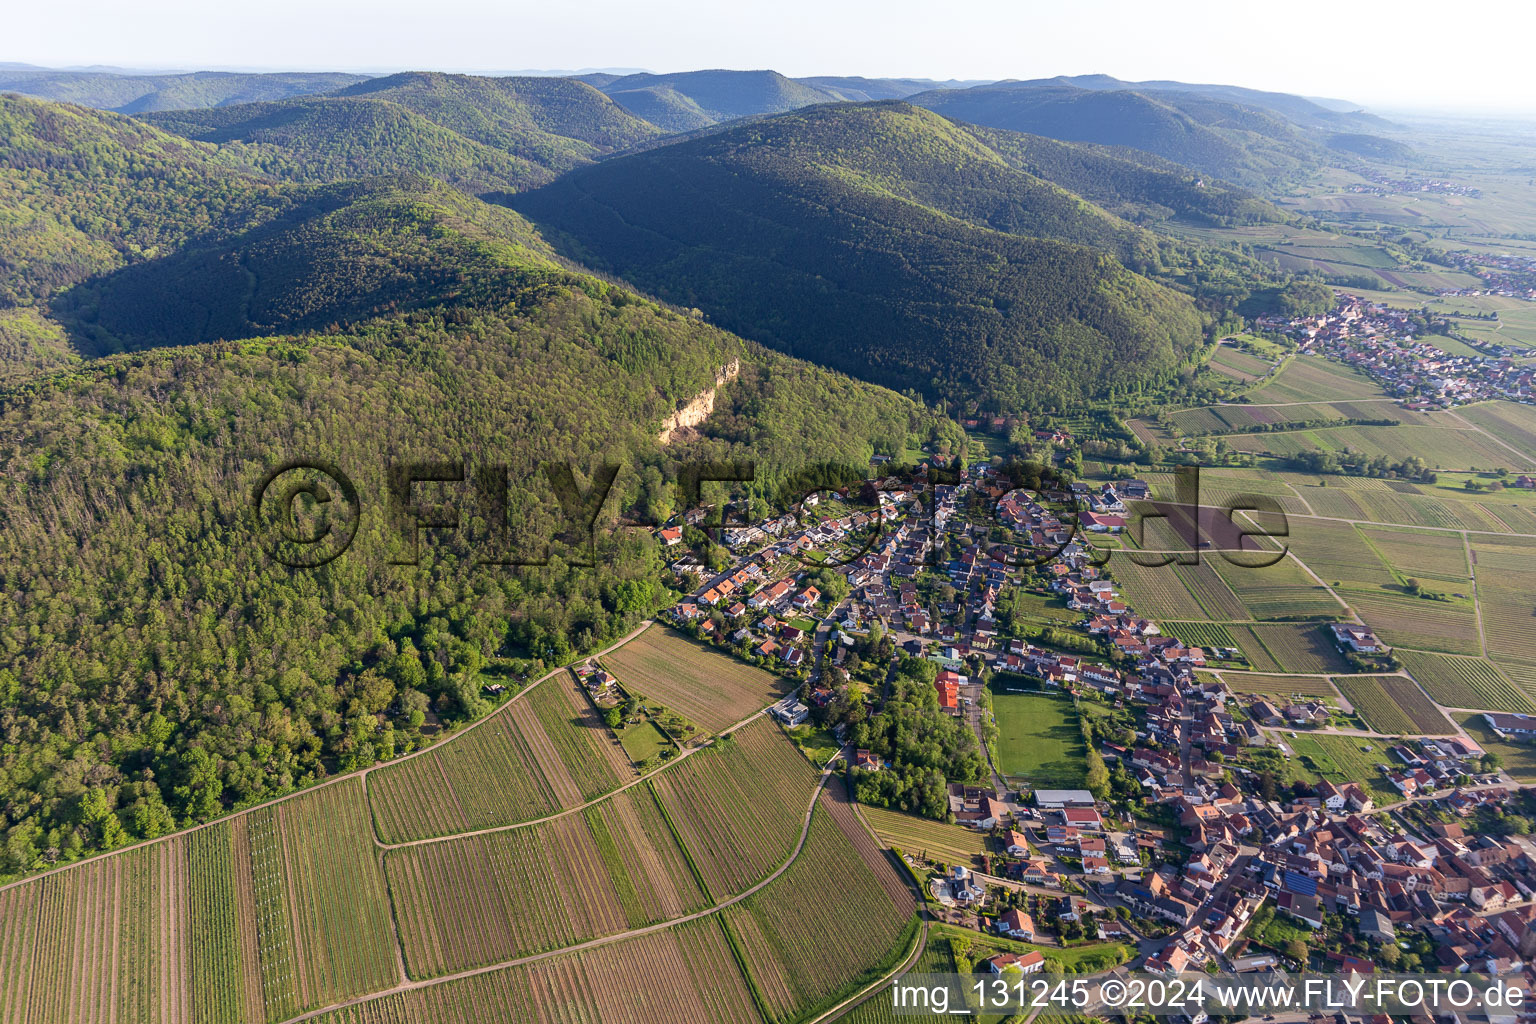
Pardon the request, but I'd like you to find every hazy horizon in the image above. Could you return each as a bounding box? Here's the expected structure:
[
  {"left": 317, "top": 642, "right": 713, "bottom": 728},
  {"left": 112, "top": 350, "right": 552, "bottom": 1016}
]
[{"left": 9, "top": 0, "right": 1536, "bottom": 116}]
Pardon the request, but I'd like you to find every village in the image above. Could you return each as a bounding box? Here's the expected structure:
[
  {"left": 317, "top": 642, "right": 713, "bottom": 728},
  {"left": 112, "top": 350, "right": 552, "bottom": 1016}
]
[
  {"left": 638, "top": 450, "right": 1536, "bottom": 990},
  {"left": 1257, "top": 296, "right": 1535, "bottom": 408}
]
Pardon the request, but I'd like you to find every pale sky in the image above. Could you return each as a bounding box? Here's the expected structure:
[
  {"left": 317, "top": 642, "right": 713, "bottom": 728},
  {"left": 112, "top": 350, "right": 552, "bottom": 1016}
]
[{"left": 8, "top": 0, "right": 1535, "bottom": 114}]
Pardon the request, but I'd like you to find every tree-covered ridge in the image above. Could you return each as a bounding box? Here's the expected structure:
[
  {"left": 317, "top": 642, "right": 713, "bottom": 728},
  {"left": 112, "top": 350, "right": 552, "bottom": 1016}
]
[
  {"left": 590, "top": 69, "right": 842, "bottom": 132},
  {"left": 330, "top": 72, "right": 661, "bottom": 165},
  {"left": 0, "top": 95, "right": 290, "bottom": 306},
  {"left": 0, "top": 91, "right": 956, "bottom": 876},
  {"left": 0, "top": 273, "right": 946, "bottom": 880},
  {"left": 0, "top": 66, "right": 367, "bottom": 114},
  {"left": 908, "top": 82, "right": 1328, "bottom": 186},
  {"left": 140, "top": 98, "right": 551, "bottom": 194},
  {"left": 54, "top": 174, "right": 565, "bottom": 354},
  {"left": 967, "top": 124, "right": 1285, "bottom": 227},
  {"left": 138, "top": 73, "right": 664, "bottom": 195},
  {"left": 515, "top": 101, "right": 1207, "bottom": 412}
]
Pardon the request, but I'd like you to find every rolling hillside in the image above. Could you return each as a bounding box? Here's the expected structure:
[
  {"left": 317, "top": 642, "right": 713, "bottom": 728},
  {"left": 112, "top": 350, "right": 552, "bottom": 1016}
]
[
  {"left": 142, "top": 72, "right": 663, "bottom": 191},
  {"left": 515, "top": 101, "right": 1209, "bottom": 411},
  {"left": 0, "top": 92, "right": 954, "bottom": 876},
  {"left": 587, "top": 69, "right": 842, "bottom": 131},
  {"left": 0, "top": 64, "right": 366, "bottom": 112},
  {"left": 908, "top": 81, "right": 1330, "bottom": 186}
]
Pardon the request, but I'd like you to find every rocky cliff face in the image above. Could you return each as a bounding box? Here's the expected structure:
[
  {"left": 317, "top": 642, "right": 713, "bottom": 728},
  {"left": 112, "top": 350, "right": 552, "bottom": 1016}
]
[{"left": 657, "top": 359, "right": 740, "bottom": 443}]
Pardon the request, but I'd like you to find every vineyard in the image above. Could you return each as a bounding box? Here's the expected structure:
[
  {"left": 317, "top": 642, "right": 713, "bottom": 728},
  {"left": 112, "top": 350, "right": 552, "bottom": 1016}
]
[
  {"left": 525, "top": 676, "right": 636, "bottom": 800},
  {"left": 307, "top": 917, "right": 766, "bottom": 1024},
  {"left": 385, "top": 785, "right": 710, "bottom": 978},
  {"left": 1357, "top": 525, "right": 1470, "bottom": 582},
  {"left": 0, "top": 778, "right": 394, "bottom": 1024},
  {"left": 1332, "top": 675, "right": 1454, "bottom": 735},
  {"left": 651, "top": 719, "right": 820, "bottom": 899},
  {"left": 1104, "top": 559, "right": 1207, "bottom": 621},
  {"left": 723, "top": 807, "right": 918, "bottom": 1024},
  {"left": 1398, "top": 651, "right": 1536, "bottom": 713},
  {"left": 859, "top": 804, "right": 989, "bottom": 867},
  {"left": 367, "top": 709, "right": 563, "bottom": 844},
  {"left": 1223, "top": 623, "right": 1350, "bottom": 674},
  {"left": 1472, "top": 562, "right": 1536, "bottom": 666},
  {"left": 1349, "top": 588, "right": 1482, "bottom": 656},
  {"left": 603, "top": 625, "right": 790, "bottom": 734},
  {"left": 1210, "top": 555, "right": 1340, "bottom": 621},
  {"left": 0, "top": 838, "right": 193, "bottom": 1024},
  {"left": 1159, "top": 621, "right": 1238, "bottom": 651}
]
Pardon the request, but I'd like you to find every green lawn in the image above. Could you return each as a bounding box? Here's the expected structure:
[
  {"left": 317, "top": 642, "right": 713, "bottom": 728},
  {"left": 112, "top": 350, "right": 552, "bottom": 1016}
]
[
  {"left": 785, "top": 722, "right": 841, "bottom": 768},
  {"left": 618, "top": 719, "right": 671, "bottom": 763},
  {"left": 989, "top": 687, "right": 1088, "bottom": 789},
  {"left": 1285, "top": 733, "right": 1401, "bottom": 804}
]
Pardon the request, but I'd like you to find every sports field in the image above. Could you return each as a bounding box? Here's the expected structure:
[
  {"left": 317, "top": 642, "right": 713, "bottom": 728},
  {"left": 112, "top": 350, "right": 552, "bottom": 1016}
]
[{"left": 990, "top": 688, "right": 1088, "bottom": 789}]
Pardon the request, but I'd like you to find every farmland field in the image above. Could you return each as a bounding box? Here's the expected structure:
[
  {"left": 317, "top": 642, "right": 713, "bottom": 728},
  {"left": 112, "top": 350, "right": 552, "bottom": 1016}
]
[
  {"left": 1221, "top": 672, "right": 1338, "bottom": 702},
  {"left": 1357, "top": 526, "right": 1470, "bottom": 582},
  {"left": 723, "top": 806, "right": 917, "bottom": 1024},
  {"left": 1223, "top": 424, "right": 1530, "bottom": 472},
  {"left": 1348, "top": 588, "right": 1482, "bottom": 656},
  {"left": 307, "top": 917, "right": 765, "bottom": 1024},
  {"left": 603, "top": 625, "right": 790, "bottom": 734},
  {"left": 1209, "top": 344, "right": 1274, "bottom": 380},
  {"left": 1472, "top": 563, "right": 1536, "bottom": 667},
  {"left": 1242, "top": 357, "right": 1385, "bottom": 403},
  {"left": 652, "top": 718, "right": 821, "bottom": 899},
  {"left": 990, "top": 688, "right": 1087, "bottom": 789},
  {"left": 1331, "top": 675, "right": 1453, "bottom": 734},
  {"left": 858, "top": 803, "right": 989, "bottom": 866},
  {"left": 0, "top": 778, "right": 396, "bottom": 1024},
  {"left": 1398, "top": 651, "right": 1536, "bottom": 712},
  {"left": 1108, "top": 558, "right": 1212, "bottom": 620},
  {"left": 1455, "top": 401, "right": 1536, "bottom": 462},
  {"left": 1158, "top": 621, "right": 1238, "bottom": 650},
  {"left": 1210, "top": 554, "right": 1341, "bottom": 620},
  {"left": 0, "top": 838, "right": 193, "bottom": 1024},
  {"left": 1225, "top": 623, "right": 1352, "bottom": 674},
  {"left": 386, "top": 810, "right": 635, "bottom": 976},
  {"left": 1286, "top": 734, "right": 1402, "bottom": 804},
  {"left": 367, "top": 710, "right": 556, "bottom": 844}
]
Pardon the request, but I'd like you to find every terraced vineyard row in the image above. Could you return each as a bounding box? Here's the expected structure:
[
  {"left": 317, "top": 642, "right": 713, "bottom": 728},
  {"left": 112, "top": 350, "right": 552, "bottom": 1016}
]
[
  {"left": 724, "top": 808, "right": 917, "bottom": 1024},
  {"left": 385, "top": 783, "right": 713, "bottom": 978},
  {"left": 1398, "top": 651, "right": 1536, "bottom": 713},
  {"left": 309, "top": 918, "right": 765, "bottom": 1024},
  {"left": 652, "top": 718, "right": 820, "bottom": 898},
  {"left": 1333, "top": 675, "right": 1454, "bottom": 734}
]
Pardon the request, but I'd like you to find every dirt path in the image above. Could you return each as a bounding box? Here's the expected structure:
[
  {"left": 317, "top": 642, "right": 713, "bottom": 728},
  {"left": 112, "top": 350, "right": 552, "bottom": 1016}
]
[{"left": 269, "top": 745, "right": 850, "bottom": 1024}]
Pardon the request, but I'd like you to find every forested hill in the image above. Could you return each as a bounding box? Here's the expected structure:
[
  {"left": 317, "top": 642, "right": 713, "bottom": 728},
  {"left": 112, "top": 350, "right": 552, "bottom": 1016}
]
[
  {"left": 0, "top": 65, "right": 367, "bottom": 113},
  {"left": 907, "top": 82, "right": 1331, "bottom": 187},
  {"left": 0, "top": 93, "right": 956, "bottom": 879},
  {"left": 514, "top": 101, "right": 1209, "bottom": 411},
  {"left": 584, "top": 69, "right": 841, "bottom": 131},
  {"left": 141, "top": 72, "right": 662, "bottom": 193}
]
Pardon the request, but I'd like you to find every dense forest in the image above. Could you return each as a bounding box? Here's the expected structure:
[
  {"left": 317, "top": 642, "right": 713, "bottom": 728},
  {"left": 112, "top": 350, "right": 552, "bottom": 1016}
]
[
  {"left": 515, "top": 102, "right": 1213, "bottom": 413},
  {"left": 0, "top": 90, "right": 953, "bottom": 878},
  {"left": 0, "top": 65, "right": 1375, "bottom": 878}
]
